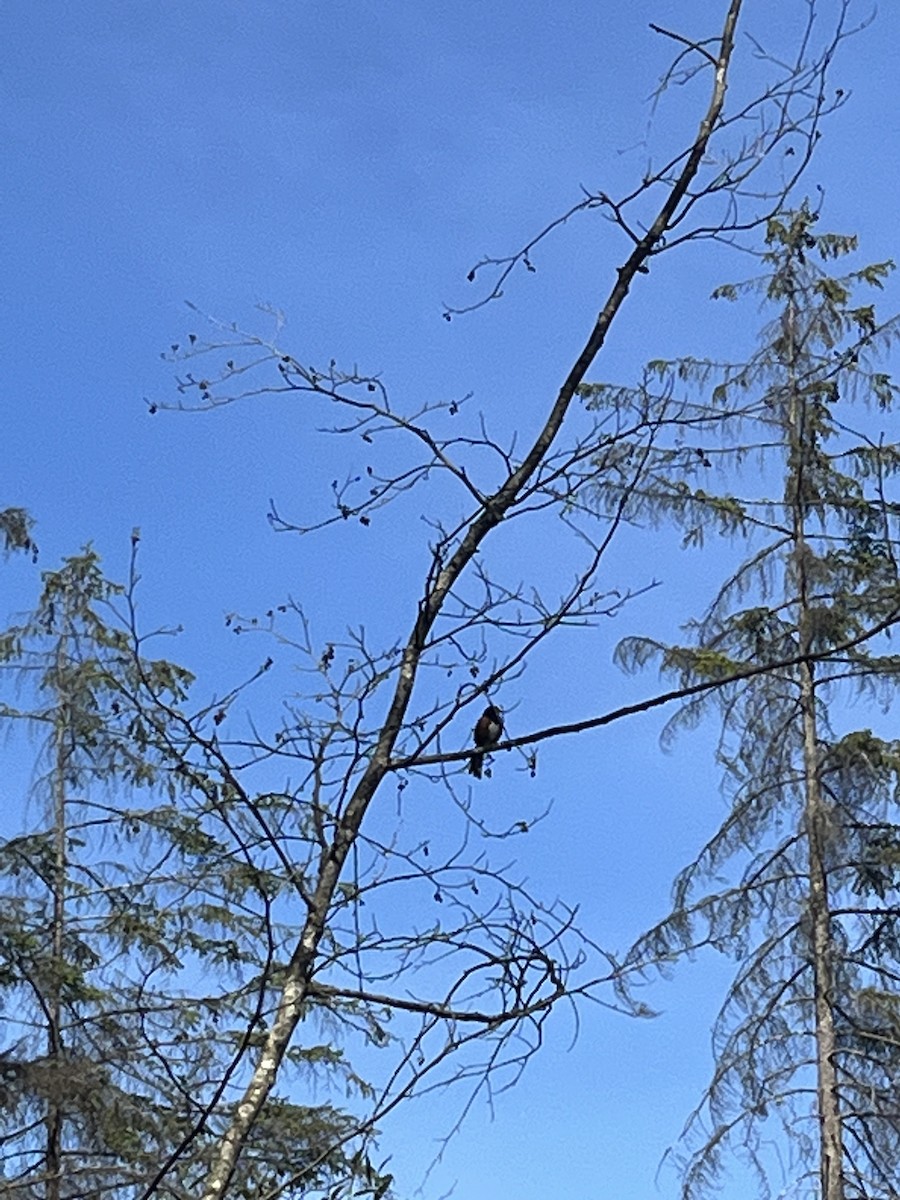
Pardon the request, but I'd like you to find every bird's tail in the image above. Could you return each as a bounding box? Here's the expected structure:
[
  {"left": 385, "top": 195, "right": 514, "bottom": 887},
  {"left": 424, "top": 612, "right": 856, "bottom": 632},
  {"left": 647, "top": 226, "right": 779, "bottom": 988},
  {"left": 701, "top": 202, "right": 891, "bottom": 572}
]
[{"left": 468, "top": 751, "right": 484, "bottom": 779}]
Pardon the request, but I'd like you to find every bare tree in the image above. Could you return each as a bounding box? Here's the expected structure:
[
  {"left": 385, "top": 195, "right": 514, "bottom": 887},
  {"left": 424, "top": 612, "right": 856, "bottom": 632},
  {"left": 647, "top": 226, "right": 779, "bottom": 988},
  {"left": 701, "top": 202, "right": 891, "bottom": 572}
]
[{"left": 72, "top": 2, "right": 859, "bottom": 1195}]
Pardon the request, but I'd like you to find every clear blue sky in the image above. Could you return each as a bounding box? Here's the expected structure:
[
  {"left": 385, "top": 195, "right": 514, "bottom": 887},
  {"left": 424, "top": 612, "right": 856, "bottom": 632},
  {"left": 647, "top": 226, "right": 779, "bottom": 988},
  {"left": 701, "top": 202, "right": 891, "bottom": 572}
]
[{"left": 4, "top": 2, "right": 900, "bottom": 1198}]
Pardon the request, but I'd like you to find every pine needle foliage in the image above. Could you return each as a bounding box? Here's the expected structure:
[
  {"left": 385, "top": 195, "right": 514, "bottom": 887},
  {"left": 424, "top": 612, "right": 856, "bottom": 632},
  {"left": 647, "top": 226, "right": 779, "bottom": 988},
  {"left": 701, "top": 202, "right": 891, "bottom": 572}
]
[
  {"left": 0, "top": 547, "right": 389, "bottom": 1200},
  {"left": 608, "top": 206, "right": 900, "bottom": 1200}
]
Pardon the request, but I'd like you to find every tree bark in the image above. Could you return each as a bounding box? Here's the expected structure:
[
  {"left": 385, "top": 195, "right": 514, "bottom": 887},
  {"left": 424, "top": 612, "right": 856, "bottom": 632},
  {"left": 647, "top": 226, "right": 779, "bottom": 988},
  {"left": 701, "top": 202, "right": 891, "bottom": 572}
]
[{"left": 788, "top": 280, "right": 845, "bottom": 1200}]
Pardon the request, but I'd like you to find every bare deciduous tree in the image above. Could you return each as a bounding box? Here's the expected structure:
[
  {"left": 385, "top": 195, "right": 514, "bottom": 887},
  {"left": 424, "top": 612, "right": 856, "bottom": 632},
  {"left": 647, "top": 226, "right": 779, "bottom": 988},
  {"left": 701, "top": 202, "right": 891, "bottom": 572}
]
[
  {"left": 1, "top": 4, "right": 864, "bottom": 1198},
  {"left": 141, "top": 5, "right": 862, "bottom": 1196}
]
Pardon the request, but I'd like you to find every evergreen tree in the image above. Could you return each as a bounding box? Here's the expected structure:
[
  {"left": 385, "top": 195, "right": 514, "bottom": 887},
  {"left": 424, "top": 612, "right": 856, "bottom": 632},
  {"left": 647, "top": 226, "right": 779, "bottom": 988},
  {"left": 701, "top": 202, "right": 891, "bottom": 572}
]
[
  {"left": 1, "top": 506, "right": 38, "bottom": 560},
  {"left": 600, "top": 207, "right": 900, "bottom": 1200},
  {"left": 0, "top": 547, "right": 388, "bottom": 1199}
]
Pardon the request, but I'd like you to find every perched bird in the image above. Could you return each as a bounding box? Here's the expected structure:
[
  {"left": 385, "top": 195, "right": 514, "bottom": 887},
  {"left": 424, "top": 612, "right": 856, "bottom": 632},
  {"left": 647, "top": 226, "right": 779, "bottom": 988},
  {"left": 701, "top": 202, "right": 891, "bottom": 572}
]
[{"left": 468, "top": 705, "right": 503, "bottom": 779}]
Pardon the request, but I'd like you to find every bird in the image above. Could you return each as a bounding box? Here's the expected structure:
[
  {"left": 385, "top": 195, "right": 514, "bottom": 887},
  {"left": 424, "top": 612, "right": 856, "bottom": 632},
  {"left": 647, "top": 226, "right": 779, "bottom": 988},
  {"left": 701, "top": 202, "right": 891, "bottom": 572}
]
[{"left": 468, "top": 705, "right": 503, "bottom": 779}]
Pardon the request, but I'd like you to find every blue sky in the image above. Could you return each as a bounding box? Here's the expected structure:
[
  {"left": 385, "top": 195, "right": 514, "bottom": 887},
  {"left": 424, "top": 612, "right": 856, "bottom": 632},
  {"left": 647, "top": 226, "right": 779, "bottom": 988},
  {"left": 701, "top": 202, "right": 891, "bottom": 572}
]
[{"left": 4, "top": 2, "right": 900, "bottom": 1198}]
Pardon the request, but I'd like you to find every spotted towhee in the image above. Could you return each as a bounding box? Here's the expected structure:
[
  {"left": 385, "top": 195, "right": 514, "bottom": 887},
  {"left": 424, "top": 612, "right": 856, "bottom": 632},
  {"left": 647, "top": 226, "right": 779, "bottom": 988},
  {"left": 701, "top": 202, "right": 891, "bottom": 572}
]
[{"left": 468, "top": 705, "right": 503, "bottom": 779}]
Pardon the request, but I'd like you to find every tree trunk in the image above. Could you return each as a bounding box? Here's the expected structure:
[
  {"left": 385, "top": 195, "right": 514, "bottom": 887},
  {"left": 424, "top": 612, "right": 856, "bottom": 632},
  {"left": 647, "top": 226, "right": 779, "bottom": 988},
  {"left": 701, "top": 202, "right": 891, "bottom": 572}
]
[
  {"left": 798, "top": 657, "right": 845, "bottom": 1200},
  {"left": 788, "top": 279, "right": 845, "bottom": 1200},
  {"left": 46, "top": 643, "right": 71, "bottom": 1200}
]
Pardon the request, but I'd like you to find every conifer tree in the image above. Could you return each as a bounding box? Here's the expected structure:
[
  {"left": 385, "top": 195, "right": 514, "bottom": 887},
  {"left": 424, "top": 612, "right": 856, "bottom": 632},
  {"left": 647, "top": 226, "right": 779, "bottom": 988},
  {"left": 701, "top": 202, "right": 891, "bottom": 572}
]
[
  {"left": 0, "top": 547, "right": 388, "bottom": 1199},
  {"left": 605, "top": 207, "right": 900, "bottom": 1200}
]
